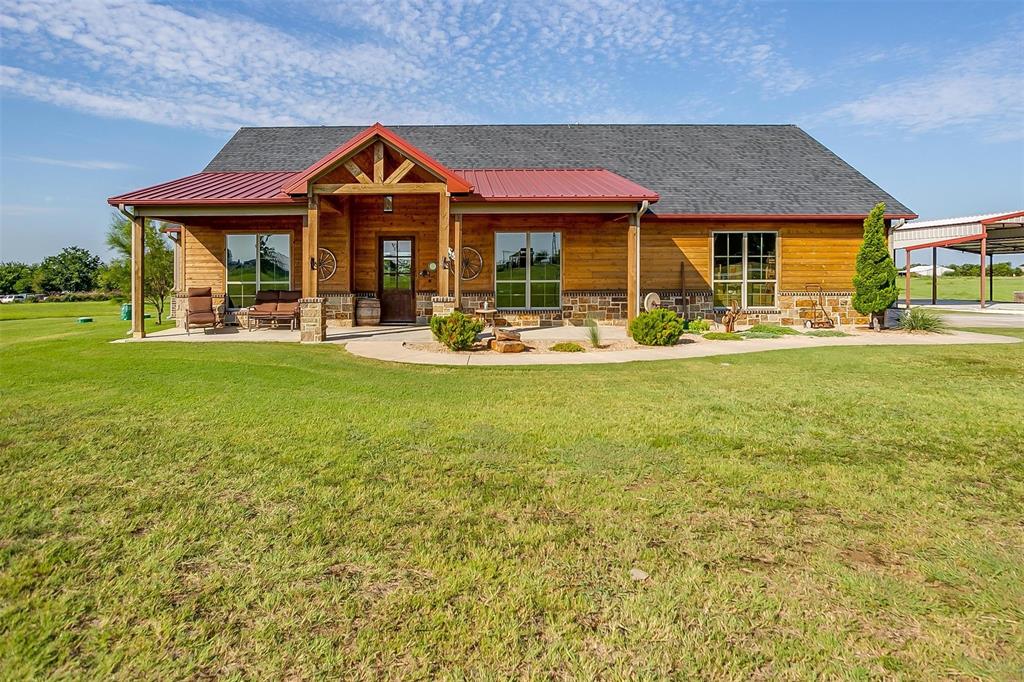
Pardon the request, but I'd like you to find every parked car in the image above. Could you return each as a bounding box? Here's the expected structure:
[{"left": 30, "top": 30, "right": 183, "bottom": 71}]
[{"left": 0, "top": 295, "right": 15, "bottom": 304}]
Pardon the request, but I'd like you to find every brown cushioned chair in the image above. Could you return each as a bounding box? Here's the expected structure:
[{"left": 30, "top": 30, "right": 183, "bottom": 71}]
[
  {"left": 185, "top": 287, "right": 220, "bottom": 334},
  {"left": 271, "top": 290, "right": 302, "bottom": 331}
]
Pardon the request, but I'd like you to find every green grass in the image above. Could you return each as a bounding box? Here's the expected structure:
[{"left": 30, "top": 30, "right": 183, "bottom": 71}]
[
  {"left": 906, "top": 274, "right": 1023, "bottom": 301},
  {"left": 745, "top": 324, "right": 802, "bottom": 336},
  {"left": 2, "top": 304, "right": 1023, "bottom": 678},
  {"left": 702, "top": 331, "right": 744, "bottom": 340},
  {"left": 0, "top": 300, "right": 165, "bottom": 322},
  {"left": 805, "top": 329, "right": 852, "bottom": 337},
  {"left": 550, "top": 341, "right": 584, "bottom": 352}
]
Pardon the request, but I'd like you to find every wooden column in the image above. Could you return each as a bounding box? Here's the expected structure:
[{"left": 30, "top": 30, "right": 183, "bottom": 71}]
[
  {"left": 343, "top": 198, "right": 353, "bottom": 292},
  {"left": 438, "top": 192, "right": 450, "bottom": 297},
  {"left": 627, "top": 214, "right": 638, "bottom": 325},
  {"left": 307, "top": 194, "right": 320, "bottom": 297},
  {"left": 452, "top": 213, "right": 462, "bottom": 307},
  {"left": 301, "top": 214, "right": 311, "bottom": 297},
  {"left": 130, "top": 215, "right": 145, "bottom": 338}
]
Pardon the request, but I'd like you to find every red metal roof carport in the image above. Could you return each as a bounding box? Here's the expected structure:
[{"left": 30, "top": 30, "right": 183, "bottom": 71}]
[{"left": 892, "top": 211, "right": 1024, "bottom": 309}]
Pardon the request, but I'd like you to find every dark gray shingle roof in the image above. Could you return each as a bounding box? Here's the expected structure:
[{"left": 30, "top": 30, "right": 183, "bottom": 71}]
[{"left": 203, "top": 124, "right": 913, "bottom": 216}]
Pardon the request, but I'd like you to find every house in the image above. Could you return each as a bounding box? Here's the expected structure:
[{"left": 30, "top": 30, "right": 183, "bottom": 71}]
[
  {"left": 108, "top": 123, "right": 916, "bottom": 341},
  {"left": 906, "top": 265, "right": 953, "bottom": 277}
]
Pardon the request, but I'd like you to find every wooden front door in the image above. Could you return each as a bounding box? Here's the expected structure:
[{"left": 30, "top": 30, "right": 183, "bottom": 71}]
[{"left": 379, "top": 237, "right": 415, "bottom": 323}]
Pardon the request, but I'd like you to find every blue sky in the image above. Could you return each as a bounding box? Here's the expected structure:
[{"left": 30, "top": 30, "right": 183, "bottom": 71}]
[{"left": 1, "top": 0, "right": 1022, "bottom": 265}]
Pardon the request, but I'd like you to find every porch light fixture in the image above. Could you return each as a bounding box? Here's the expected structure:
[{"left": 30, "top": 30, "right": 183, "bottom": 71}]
[{"left": 383, "top": 195, "right": 393, "bottom": 213}]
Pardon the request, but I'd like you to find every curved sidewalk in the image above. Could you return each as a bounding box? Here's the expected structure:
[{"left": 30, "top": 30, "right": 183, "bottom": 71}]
[{"left": 341, "top": 329, "right": 1020, "bottom": 366}]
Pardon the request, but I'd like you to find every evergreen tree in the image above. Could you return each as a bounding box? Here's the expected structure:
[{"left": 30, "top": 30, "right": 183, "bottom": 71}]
[{"left": 852, "top": 202, "right": 898, "bottom": 327}]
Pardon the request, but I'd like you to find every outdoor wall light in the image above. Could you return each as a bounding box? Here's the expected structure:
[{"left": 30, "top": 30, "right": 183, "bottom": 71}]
[{"left": 383, "top": 195, "right": 393, "bottom": 213}]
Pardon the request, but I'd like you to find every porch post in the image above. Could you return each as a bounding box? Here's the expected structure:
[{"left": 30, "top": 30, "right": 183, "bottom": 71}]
[
  {"left": 627, "top": 214, "right": 638, "bottom": 325},
  {"left": 438, "top": 192, "right": 450, "bottom": 298},
  {"left": 931, "top": 246, "right": 937, "bottom": 305},
  {"left": 452, "top": 212, "right": 462, "bottom": 308},
  {"left": 905, "top": 248, "right": 912, "bottom": 310},
  {"left": 307, "top": 194, "right": 320, "bottom": 297},
  {"left": 301, "top": 214, "right": 310, "bottom": 297},
  {"left": 980, "top": 235, "right": 986, "bottom": 309},
  {"left": 989, "top": 254, "right": 994, "bottom": 303},
  {"left": 131, "top": 215, "right": 145, "bottom": 339}
]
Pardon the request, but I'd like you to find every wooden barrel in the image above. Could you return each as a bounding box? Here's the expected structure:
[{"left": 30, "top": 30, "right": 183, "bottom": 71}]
[{"left": 355, "top": 298, "right": 381, "bottom": 326}]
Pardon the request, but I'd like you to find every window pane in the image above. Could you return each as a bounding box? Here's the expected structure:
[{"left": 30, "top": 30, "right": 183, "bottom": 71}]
[
  {"left": 495, "top": 233, "right": 528, "bottom": 282},
  {"left": 227, "top": 235, "right": 257, "bottom": 283},
  {"left": 530, "top": 281, "right": 559, "bottom": 308},
  {"left": 530, "top": 232, "right": 561, "bottom": 280},
  {"left": 747, "top": 282, "right": 776, "bottom": 307},
  {"left": 259, "top": 234, "right": 290, "bottom": 284},
  {"left": 714, "top": 282, "right": 742, "bottom": 308},
  {"left": 227, "top": 283, "right": 256, "bottom": 309},
  {"left": 713, "top": 233, "right": 743, "bottom": 281},
  {"left": 496, "top": 282, "right": 527, "bottom": 308}
]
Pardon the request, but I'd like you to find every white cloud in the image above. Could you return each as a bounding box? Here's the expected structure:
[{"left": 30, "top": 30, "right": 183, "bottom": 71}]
[
  {"left": 823, "top": 37, "right": 1024, "bottom": 140},
  {"left": 0, "top": 0, "right": 807, "bottom": 130},
  {"left": 14, "top": 155, "right": 134, "bottom": 170}
]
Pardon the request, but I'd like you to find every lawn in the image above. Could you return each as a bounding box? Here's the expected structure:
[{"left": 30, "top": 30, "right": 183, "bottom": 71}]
[
  {"left": 906, "top": 274, "right": 1023, "bottom": 302},
  {"left": 1, "top": 304, "right": 1022, "bottom": 678},
  {"left": 0, "top": 300, "right": 166, "bottom": 322}
]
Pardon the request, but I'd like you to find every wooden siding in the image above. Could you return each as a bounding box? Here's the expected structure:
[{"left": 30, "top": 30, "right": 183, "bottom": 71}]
[
  {"left": 177, "top": 212, "right": 866, "bottom": 298},
  {"left": 460, "top": 214, "right": 628, "bottom": 292},
  {"left": 350, "top": 193, "right": 439, "bottom": 293},
  {"left": 181, "top": 216, "right": 302, "bottom": 292},
  {"left": 641, "top": 219, "right": 864, "bottom": 291}
]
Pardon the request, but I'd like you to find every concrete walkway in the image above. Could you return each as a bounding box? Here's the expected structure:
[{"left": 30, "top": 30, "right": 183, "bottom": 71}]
[{"left": 342, "top": 327, "right": 1019, "bottom": 366}]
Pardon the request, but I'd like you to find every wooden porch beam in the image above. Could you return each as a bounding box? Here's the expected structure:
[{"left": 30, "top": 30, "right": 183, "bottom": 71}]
[
  {"left": 131, "top": 215, "right": 145, "bottom": 339},
  {"left": 627, "top": 214, "right": 638, "bottom": 326},
  {"left": 344, "top": 160, "right": 372, "bottom": 185},
  {"left": 313, "top": 182, "right": 447, "bottom": 195},
  {"left": 438, "top": 193, "right": 450, "bottom": 298},
  {"left": 384, "top": 158, "right": 415, "bottom": 184},
  {"left": 452, "top": 213, "right": 462, "bottom": 307},
  {"left": 304, "top": 195, "right": 320, "bottom": 297},
  {"left": 373, "top": 142, "right": 384, "bottom": 183}
]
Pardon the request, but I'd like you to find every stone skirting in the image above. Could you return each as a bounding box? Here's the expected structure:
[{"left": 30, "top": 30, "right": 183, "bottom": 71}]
[
  {"left": 322, "top": 292, "right": 355, "bottom": 327},
  {"left": 299, "top": 298, "right": 326, "bottom": 343}
]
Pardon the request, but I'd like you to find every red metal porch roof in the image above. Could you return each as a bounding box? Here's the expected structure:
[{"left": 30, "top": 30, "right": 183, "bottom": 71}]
[
  {"left": 108, "top": 171, "right": 300, "bottom": 206},
  {"left": 454, "top": 168, "right": 659, "bottom": 202}
]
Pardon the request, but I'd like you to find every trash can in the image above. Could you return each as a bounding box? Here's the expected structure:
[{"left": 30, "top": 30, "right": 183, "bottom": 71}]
[{"left": 120, "top": 303, "right": 131, "bottom": 321}]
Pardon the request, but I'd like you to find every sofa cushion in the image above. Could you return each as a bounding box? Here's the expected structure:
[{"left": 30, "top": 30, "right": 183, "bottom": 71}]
[
  {"left": 188, "top": 312, "right": 216, "bottom": 325},
  {"left": 188, "top": 287, "right": 212, "bottom": 298},
  {"left": 278, "top": 290, "right": 301, "bottom": 303},
  {"left": 254, "top": 290, "right": 280, "bottom": 304},
  {"left": 252, "top": 302, "right": 277, "bottom": 313},
  {"left": 275, "top": 301, "right": 299, "bottom": 314}
]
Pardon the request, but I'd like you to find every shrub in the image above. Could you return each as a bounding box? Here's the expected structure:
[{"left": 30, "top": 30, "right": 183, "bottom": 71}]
[
  {"left": 746, "top": 323, "right": 800, "bottom": 336},
  {"left": 430, "top": 311, "right": 484, "bottom": 350},
  {"left": 551, "top": 341, "right": 584, "bottom": 353},
  {"left": 629, "top": 308, "right": 685, "bottom": 346},
  {"left": 897, "top": 307, "right": 947, "bottom": 333},
  {"left": 852, "top": 202, "right": 898, "bottom": 327},
  {"left": 684, "top": 318, "right": 711, "bottom": 333},
  {"left": 702, "top": 332, "right": 743, "bottom": 341},
  {"left": 585, "top": 317, "right": 601, "bottom": 348},
  {"left": 742, "top": 331, "right": 785, "bottom": 339},
  {"left": 805, "top": 329, "right": 851, "bottom": 337},
  {"left": 42, "top": 290, "right": 117, "bottom": 303}
]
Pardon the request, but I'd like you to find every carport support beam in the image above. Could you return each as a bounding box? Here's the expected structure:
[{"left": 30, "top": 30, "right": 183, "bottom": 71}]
[
  {"left": 931, "top": 247, "right": 937, "bottom": 305},
  {"left": 131, "top": 215, "right": 145, "bottom": 339},
  {"left": 905, "top": 248, "right": 912, "bottom": 309},
  {"left": 979, "top": 236, "right": 986, "bottom": 309}
]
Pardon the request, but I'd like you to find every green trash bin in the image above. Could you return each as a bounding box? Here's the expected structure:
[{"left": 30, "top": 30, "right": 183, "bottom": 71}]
[{"left": 120, "top": 303, "right": 131, "bottom": 321}]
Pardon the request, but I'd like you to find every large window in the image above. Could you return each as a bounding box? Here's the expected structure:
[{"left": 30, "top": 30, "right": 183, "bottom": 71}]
[
  {"left": 226, "top": 233, "right": 291, "bottom": 309},
  {"left": 712, "top": 231, "right": 777, "bottom": 308},
  {"left": 495, "top": 232, "right": 561, "bottom": 309}
]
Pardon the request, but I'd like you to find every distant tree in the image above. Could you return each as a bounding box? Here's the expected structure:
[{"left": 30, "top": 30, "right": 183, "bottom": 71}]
[
  {"left": 105, "top": 213, "right": 174, "bottom": 324},
  {"left": 852, "top": 202, "right": 898, "bottom": 329},
  {"left": 32, "top": 246, "right": 102, "bottom": 293},
  {"left": 0, "top": 262, "right": 36, "bottom": 294}
]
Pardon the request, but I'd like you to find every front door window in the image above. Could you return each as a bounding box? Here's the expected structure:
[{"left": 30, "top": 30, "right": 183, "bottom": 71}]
[{"left": 379, "top": 238, "right": 415, "bottom": 322}]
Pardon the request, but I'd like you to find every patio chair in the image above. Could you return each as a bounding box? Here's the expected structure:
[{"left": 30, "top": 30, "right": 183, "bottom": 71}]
[
  {"left": 271, "top": 290, "right": 301, "bottom": 330},
  {"left": 185, "top": 287, "right": 220, "bottom": 334}
]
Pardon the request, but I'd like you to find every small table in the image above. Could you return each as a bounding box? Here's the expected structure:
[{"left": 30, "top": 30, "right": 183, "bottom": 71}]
[{"left": 474, "top": 308, "right": 498, "bottom": 336}]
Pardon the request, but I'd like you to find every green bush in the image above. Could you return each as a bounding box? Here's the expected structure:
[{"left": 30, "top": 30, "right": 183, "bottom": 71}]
[
  {"left": 746, "top": 323, "right": 800, "bottom": 336},
  {"left": 742, "top": 331, "right": 785, "bottom": 339},
  {"left": 551, "top": 341, "right": 584, "bottom": 353},
  {"left": 430, "top": 311, "right": 484, "bottom": 350},
  {"left": 43, "top": 290, "right": 116, "bottom": 303},
  {"left": 629, "top": 308, "right": 685, "bottom": 346},
  {"left": 702, "top": 332, "right": 743, "bottom": 341},
  {"left": 897, "top": 307, "right": 947, "bottom": 333},
  {"left": 684, "top": 318, "right": 711, "bottom": 333}
]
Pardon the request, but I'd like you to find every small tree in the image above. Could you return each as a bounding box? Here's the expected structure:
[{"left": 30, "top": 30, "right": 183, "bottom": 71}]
[
  {"left": 0, "top": 262, "right": 36, "bottom": 294},
  {"left": 852, "top": 202, "right": 897, "bottom": 329},
  {"left": 105, "top": 213, "right": 174, "bottom": 324}
]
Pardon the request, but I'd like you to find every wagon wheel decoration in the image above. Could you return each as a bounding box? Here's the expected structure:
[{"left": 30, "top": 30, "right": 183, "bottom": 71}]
[
  {"left": 460, "top": 246, "right": 483, "bottom": 281},
  {"left": 317, "top": 247, "right": 337, "bottom": 281}
]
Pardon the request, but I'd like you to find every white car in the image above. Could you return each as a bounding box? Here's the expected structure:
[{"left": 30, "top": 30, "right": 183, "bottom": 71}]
[{"left": 0, "top": 295, "right": 16, "bottom": 304}]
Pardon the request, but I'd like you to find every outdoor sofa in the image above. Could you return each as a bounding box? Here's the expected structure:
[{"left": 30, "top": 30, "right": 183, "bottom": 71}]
[{"left": 247, "top": 290, "right": 301, "bottom": 330}]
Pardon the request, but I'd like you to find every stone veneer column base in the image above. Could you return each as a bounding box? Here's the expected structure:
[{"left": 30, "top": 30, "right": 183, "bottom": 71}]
[
  {"left": 323, "top": 293, "right": 355, "bottom": 327},
  {"left": 431, "top": 296, "right": 455, "bottom": 319},
  {"left": 299, "top": 298, "right": 326, "bottom": 343}
]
